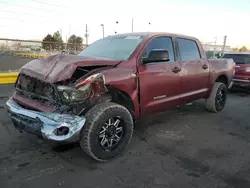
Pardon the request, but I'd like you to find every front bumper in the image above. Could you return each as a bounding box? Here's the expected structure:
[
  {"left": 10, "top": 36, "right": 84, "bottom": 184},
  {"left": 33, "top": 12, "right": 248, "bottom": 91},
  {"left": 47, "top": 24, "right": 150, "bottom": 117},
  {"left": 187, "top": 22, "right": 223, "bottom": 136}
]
[
  {"left": 231, "top": 79, "right": 250, "bottom": 89},
  {"left": 6, "top": 98, "right": 86, "bottom": 142}
]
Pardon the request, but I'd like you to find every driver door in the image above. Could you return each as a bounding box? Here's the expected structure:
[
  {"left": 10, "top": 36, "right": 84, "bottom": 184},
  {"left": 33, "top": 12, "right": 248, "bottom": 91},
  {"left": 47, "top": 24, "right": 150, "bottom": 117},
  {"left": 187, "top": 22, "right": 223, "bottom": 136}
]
[{"left": 138, "top": 36, "right": 182, "bottom": 116}]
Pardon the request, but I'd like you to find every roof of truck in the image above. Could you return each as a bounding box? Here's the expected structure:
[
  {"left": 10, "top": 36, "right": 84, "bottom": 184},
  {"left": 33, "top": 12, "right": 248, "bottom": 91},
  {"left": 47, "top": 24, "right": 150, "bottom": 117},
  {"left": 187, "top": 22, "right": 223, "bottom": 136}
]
[{"left": 112, "top": 32, "right": 199, "bottom": 41}]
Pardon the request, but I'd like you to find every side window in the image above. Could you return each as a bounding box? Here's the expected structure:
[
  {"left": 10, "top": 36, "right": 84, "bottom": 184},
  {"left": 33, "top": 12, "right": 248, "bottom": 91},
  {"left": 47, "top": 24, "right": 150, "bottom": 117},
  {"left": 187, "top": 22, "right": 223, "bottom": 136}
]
[
  {"left": 144, "top": 37, "right": 175, "bottom": 62},
  {"left": 177, "top": 38, "right": 201, "bottom": 61}
]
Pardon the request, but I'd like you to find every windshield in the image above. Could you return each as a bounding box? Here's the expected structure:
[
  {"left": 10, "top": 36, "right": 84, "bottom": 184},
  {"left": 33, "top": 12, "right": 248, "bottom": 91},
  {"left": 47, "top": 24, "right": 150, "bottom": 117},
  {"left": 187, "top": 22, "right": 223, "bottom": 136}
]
[
  {"left": 78, "top": 35, "right": 144, "bottom": 60},
  {"left": 222, "top": 54, "right": 250, "bottom": 64}
]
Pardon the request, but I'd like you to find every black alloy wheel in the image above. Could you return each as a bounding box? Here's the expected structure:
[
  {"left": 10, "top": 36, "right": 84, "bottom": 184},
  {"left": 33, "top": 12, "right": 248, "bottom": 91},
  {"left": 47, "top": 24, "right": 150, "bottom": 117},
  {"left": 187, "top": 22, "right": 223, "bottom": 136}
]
[
  {"left": 215, "top": 89, "right": 226, "bottom": 111},
  {"left": 98, "top": 117, "right": 125, "bottom": 151},
  {"left": 80, "top": 102, "right": 134, "bottom": 162}
]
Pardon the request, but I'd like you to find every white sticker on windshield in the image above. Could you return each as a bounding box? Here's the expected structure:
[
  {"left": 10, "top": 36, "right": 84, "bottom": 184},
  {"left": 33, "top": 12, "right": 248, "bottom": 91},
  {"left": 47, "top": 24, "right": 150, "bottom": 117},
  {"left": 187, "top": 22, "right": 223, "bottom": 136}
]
[{"left": 125, "top": 36, "right": 141, "bottom": 39}]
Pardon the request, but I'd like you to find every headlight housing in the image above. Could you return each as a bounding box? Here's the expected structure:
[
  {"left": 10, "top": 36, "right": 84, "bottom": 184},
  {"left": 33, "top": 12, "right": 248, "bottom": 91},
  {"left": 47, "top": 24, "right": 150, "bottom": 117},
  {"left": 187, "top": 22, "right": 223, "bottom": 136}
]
[{"left": 57, "top": 84, "right": 91, "bottom": 103}]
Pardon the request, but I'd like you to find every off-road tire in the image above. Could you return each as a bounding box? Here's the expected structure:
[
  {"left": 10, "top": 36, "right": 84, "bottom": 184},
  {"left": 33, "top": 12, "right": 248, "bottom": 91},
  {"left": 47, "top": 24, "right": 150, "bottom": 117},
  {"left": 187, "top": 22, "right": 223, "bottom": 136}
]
[
  {"left": 80, "top": 102, "right": 134, "bottom": 162},
  {"left": 205, "top": 82, "right": 227, "bottom": 113}
]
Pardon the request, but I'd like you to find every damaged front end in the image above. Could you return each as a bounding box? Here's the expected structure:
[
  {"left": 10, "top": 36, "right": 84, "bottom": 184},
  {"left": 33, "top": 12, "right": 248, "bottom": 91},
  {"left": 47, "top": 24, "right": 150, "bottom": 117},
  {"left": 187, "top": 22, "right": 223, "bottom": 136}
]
[{"left": 6, "top": 71, "right": 110, "bottom": 142}]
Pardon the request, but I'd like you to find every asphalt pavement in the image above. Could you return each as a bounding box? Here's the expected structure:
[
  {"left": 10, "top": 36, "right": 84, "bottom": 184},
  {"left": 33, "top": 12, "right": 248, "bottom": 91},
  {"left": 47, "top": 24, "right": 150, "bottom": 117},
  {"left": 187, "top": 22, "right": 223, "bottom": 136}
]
[
  {"left": 0, "top": 55, "right": 30, "bottom": 72},
  {"left": 1, "top": 85, "right": 250, "bottom": 188}
]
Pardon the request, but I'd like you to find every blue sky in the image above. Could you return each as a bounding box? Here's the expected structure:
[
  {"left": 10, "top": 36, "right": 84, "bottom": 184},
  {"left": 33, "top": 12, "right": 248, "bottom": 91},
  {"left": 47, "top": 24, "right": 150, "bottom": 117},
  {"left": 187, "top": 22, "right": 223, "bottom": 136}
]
[{"left": 0, "top": 0, "right": 249, "bottom": 47}]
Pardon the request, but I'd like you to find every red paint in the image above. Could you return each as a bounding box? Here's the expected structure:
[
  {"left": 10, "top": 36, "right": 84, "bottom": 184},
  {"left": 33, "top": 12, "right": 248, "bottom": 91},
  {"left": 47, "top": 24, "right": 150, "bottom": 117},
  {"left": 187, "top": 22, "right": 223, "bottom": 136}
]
[
  {"left": 77, "top": 73, "right": 108, "bottom": 99},
  {"left": 12, "top": 92, "right": 56, "bottom": 112},
  {"left": 16, "top": 33, "right": 234, "bottom": 119},
  {"left": 221, "top": 52, "right": 250, "bottom": 87},
  {"left": 20, "top": 55, "right": 121, "bottom": 83},
  {"left": 234, "top": 64, "right": 250, "bottom": 80}
]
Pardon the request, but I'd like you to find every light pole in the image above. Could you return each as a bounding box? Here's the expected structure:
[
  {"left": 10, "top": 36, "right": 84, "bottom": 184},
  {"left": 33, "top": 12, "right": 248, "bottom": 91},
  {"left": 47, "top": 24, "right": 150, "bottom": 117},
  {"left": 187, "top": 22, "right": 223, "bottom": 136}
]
[
  {"left": 100, "top": 24, "right": 104, "bottom": 38},
  {"left": 115, "top": 21, "right": 118, "bottom": 34},
  {"left": 148, "top": 22, "right": 151, "bottom": 32},
  {"left": 132, "top": 18, "right": 134, "bottom": 32}
]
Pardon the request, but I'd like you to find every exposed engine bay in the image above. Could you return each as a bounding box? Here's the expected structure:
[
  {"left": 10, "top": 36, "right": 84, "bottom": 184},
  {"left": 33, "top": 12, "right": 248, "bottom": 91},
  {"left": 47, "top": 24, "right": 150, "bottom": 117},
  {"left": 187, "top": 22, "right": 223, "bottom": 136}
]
[{"left": 14, "top": 66, "right": 111, "bottom": 116}]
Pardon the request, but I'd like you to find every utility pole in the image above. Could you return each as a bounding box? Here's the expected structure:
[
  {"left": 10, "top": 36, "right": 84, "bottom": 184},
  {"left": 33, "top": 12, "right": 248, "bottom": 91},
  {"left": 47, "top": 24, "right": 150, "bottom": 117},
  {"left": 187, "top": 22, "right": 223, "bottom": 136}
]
[
  {"left": 132, "top": 18, "right": 134, "bottom": 32},
  {"left": 213, "top": 36, "right": 217, "bottom": 58},
  {"left": 68, "top": 24, "right": 71, "bottom": 40},
  {"left": 85, "top": 24, "right": 89, "bottom": 45},
  {"left": 60, "top": 29, "right": 63, "bottom": 51},
  {"left": 67, "top": 24, "right": 71, "bottom": 53},
  {"left": 65, "top": 36, "right": 67, "bottom": 53},
  {"left": 221, "top": 35, "right": 227, "bottom": 56}
]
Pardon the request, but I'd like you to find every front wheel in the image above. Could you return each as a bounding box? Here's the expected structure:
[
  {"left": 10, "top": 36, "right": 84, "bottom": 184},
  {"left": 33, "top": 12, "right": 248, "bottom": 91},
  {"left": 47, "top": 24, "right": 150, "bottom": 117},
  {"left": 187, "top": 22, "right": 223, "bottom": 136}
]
[
  {"left": 205, "top": 82, "right": 227, "bottom": 113},
  {"left": 80, "top": 102, "right": 134, "bottom": 162}
]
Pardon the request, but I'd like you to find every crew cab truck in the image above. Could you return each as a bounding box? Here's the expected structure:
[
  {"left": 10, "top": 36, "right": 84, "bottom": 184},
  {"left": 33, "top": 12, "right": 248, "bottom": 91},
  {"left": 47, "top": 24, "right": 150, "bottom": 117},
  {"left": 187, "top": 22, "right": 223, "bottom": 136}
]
[{"left": 6, "top": 32, "right": 235, "bottom": 162}]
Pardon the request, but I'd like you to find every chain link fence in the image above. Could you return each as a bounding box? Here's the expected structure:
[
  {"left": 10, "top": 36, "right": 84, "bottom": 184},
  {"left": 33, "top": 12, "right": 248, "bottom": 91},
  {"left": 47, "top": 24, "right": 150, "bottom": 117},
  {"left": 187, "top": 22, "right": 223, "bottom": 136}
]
[
  {"left": 202, "top": 42, "right": 232, "bottom": 59},
  {"left": 0, "top": 38, "right": 88, "bottom": 72},
  {"left": 0, "top": 38, "right": 88, "bottom": 59}
]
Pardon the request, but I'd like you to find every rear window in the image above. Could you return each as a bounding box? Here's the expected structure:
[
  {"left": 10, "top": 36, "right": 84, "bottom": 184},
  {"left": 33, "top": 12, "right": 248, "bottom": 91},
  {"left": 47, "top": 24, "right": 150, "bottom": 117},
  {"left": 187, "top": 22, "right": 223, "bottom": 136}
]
[
  {"left": 222, "top": 54, "right": 250, "bottom": 64},
  {"left": 177, "top": 38, "right": 201, "bottom": 61}
]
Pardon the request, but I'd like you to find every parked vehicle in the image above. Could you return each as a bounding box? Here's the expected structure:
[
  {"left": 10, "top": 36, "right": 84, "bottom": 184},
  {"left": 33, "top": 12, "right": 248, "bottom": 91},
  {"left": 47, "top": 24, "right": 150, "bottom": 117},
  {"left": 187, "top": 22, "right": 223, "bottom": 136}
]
[
  {"left": 6, "top": 32, "right": 235, "bottom": 162},
  {"left": 221, "top": 52, "right": 250, "bottom": 89},
  {"left": 30, "top": 46, "right": 41, "bottom": 51}
]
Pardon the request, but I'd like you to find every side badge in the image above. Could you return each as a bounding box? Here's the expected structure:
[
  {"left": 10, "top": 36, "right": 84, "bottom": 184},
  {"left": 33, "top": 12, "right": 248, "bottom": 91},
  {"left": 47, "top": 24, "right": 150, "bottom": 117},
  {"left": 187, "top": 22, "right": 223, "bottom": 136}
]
[{"left": 153, "top": 95, "right": 167, "bottom": 100}]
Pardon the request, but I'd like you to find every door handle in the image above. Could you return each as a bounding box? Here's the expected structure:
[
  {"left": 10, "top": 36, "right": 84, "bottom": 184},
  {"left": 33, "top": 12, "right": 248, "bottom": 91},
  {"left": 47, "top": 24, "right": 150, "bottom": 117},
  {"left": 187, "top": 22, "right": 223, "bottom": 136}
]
[
  {"left": 202, "top": 64, "right": 208, "bottom": 69},
  {"left": 172, "top": 67, "right": 181, "bottom": 73}
]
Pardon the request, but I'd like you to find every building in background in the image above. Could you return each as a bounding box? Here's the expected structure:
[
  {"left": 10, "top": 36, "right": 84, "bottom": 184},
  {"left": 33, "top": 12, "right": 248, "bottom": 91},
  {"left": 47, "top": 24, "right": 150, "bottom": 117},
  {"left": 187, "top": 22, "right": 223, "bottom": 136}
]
[
  {"left": 202, "top": 43, "right": 232, "bottom": 58},
  {"left": 202, "top": 43, "right": 232, "bottom": 52}
]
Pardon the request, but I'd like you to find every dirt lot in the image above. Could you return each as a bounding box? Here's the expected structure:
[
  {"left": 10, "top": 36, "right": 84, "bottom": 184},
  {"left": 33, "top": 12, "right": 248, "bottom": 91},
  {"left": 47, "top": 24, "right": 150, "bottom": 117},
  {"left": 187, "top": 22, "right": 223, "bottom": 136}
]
[{"left": 0, "top": 85, "right": 250, "bottom": 188}]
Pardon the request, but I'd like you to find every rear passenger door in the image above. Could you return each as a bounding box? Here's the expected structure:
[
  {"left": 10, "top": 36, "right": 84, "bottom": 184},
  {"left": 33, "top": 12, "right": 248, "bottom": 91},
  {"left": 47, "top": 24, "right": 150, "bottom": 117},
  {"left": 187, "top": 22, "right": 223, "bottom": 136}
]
[{"left": 176, "top": 38, "right": 210, "bottom": 103}]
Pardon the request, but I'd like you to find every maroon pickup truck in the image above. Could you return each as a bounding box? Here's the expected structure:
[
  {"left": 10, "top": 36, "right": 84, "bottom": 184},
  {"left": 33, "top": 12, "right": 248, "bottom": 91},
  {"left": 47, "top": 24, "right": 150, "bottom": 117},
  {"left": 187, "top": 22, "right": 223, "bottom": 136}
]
[
  {"left": 6, "top": 32, "right": 235, "bottom": 162},
  {"left": 221, "top": 52, "right": 250, "bottom": 89}
]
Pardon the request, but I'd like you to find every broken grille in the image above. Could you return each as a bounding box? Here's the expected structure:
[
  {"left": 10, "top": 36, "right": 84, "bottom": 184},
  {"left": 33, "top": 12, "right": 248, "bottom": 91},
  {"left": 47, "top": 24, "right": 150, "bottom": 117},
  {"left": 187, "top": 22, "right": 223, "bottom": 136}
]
[{"left": 16, "top": 74, "right": 57, "bottom": 102}]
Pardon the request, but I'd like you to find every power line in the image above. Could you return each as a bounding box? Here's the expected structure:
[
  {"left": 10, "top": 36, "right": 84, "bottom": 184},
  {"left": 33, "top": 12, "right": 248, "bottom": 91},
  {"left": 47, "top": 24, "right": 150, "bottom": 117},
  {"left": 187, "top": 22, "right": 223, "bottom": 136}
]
[
  {"left": 0, "top": 16, "right": 28, "bottom": 23},
  {"left": 30, "top": 0, "right": 68, "bottom": 8},
  {"left": 0, "top": 12, "right": 65, "bottom": 29},
  {"left": 0, "top": 1, "right": 54, "bottom": 13},
  {"left": 0, "top": 8, "right": 70, "bottom": 22},
  {"left": 0, "top": 1, "right": 81, "bottom": 19},
  {"left": 0, "top": 16, "right": 59, "bottom": 27},
  {"left": 0, "top": 9, "right": 46, "bottom": 18}
]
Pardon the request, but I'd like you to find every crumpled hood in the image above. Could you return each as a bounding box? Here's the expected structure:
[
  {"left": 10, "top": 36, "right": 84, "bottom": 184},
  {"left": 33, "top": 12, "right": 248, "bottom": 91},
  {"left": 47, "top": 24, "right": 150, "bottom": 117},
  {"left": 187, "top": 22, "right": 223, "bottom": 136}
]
[{"left": 20, "top": 54, "right": 121, "bottom": 83}]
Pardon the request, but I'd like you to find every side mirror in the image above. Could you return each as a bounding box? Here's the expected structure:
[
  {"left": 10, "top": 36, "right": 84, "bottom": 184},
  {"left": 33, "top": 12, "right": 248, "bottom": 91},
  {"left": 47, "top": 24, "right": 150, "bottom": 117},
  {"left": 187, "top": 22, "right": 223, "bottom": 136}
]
[{"left": 142, "top": 49, "right": 170, "bottom": 64}]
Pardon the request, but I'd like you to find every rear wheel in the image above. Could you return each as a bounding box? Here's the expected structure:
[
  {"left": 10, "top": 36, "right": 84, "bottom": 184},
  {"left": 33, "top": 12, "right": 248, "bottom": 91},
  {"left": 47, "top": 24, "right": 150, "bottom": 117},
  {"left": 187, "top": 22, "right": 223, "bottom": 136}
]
[
  {"left": 205, "top": 82, "right": 227, "bottom": 113},
  {"left": 80, "top": 102, "right": 134, "bottom": 162}
]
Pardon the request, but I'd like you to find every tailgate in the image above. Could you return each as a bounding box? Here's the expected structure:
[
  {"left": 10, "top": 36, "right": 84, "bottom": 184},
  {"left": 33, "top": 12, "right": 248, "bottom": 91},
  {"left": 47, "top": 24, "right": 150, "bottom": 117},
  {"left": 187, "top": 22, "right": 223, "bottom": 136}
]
[
  {"left": 235, "top": 64, "right": 250, "bottom": 77},
  {"left": 222, "top": 53, "right": 250, "bottom": 80}
]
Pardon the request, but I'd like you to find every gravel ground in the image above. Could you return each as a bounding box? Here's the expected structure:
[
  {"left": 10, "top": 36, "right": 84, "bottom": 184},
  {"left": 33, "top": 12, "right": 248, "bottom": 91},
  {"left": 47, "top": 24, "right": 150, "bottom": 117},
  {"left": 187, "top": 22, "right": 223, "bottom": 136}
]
[{"left": 0, "top": 85, "right": 250, "bottom": 188}]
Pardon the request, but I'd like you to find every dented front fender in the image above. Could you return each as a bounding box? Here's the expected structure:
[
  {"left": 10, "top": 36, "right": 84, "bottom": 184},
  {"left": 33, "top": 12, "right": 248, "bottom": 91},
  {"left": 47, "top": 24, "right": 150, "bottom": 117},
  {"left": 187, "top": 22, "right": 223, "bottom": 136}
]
[{"left": 75, "top": 73, "right": 108, "bottom": 101}]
